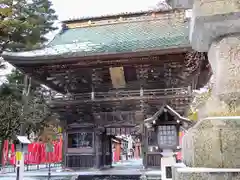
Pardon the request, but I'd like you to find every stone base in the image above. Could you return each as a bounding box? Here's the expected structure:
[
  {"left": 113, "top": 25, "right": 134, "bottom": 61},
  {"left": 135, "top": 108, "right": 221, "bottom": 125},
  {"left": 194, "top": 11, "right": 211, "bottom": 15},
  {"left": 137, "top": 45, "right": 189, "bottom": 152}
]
[
  {"left": 161, "top": 155, "right": 176, "bottom": 180},
  {"left": 182, "top": 117, "right": 240, "bottom": 168},
  {"left": 173, "top": 167, "right": 240, "bottom": 180}
]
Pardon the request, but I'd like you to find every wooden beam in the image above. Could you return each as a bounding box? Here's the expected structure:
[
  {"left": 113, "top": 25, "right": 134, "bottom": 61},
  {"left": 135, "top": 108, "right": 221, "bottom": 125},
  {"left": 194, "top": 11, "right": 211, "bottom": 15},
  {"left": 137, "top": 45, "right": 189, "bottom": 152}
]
[{"left": 18, "top": 52, "right": 195, "bottom": 94}]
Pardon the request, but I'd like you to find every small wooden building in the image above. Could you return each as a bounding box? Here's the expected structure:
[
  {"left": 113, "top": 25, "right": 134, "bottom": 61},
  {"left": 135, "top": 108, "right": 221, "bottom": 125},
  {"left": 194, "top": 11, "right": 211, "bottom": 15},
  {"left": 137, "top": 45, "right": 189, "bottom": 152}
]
[
  {"left": 3, "top": 9, "right": 210, "bottom": 169},
  {"left": 144, "top": 105, "right": 191, "bottom": 168}
]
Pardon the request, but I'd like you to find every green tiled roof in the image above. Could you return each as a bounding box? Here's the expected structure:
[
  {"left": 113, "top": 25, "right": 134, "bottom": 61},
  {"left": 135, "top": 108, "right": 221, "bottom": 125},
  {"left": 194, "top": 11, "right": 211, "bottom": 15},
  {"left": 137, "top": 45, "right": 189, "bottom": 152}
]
[
  {"left": 2, "top": 17, "right": 190, "bottom": 61},
  {"left": 50, "top": 19, "right": 189, "bottom": 52}
]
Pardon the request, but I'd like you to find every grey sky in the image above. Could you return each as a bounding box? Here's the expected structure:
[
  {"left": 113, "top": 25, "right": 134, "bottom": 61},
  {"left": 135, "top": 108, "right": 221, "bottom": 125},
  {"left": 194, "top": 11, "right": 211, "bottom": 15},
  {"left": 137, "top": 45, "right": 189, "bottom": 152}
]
[
  {"left": 45, "top": 0, "right": 163, "bottom": 42},
  {"left": 51, "top": 0, "right": 161, "bottom": 21}
]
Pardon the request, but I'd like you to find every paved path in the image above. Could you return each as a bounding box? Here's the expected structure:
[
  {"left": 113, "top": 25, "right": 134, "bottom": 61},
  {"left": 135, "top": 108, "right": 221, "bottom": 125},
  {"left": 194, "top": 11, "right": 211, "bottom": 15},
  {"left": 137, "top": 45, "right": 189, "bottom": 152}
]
[{"left": 0, "top": 159, "right": 161, "bottom": 179}]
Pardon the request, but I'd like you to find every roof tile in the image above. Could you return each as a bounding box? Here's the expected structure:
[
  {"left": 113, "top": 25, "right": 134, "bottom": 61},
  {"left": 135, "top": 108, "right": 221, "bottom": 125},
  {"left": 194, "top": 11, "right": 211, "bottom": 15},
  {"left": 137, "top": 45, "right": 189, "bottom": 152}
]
[{"left": 2, "top": 11, "right": 190, "bottom": 60}]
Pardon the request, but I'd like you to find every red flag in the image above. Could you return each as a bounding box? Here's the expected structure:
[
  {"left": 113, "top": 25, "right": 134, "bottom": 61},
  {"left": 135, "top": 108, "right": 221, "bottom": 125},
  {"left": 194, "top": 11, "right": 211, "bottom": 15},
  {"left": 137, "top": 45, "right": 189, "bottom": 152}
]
[
  {"left": 9, "top": 144, "right": 15, "bottom": 165},
  {"left": 59, "top": 137, "right": 63, "bottom": 162},
  {"left": 2, "top": 140, "right": 9, "bottom": 167},
  {"left": 35, "top": 143, "right": 41, "bottom": 164},
  {"left": 41, "top": 144, "right": 46, "bottom": 163},
  {"left": 55, "top": 142, "right": 59, "bottom": 162},
  {"left": 37, "top": 143, "right": 43, "bottom": 164}
]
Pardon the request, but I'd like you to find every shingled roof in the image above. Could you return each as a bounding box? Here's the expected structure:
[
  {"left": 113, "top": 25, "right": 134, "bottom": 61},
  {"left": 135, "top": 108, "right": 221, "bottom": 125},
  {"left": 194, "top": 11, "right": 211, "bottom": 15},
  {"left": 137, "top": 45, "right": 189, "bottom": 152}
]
[{"left": 2, "top": 10, "right": 190, "bottom": 62}]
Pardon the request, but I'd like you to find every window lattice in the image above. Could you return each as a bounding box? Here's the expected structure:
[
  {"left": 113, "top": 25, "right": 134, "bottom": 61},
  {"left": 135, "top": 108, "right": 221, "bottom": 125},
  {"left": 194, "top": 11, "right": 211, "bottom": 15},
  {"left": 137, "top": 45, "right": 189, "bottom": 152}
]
[{"left": 157, "top": 125, "right": 177, "bottom": 148}]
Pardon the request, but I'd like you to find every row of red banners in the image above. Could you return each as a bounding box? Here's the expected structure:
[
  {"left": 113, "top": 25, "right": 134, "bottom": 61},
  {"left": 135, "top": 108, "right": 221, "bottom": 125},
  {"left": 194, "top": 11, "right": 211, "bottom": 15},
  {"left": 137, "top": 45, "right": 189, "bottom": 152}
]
[{"left": 2, "top": 139, "right": 63, "bottom": 166}]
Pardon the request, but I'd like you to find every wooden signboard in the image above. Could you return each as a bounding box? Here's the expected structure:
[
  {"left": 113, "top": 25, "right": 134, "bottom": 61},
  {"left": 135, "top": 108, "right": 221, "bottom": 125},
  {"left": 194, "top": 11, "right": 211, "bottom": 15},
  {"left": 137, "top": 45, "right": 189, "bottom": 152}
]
[{"left": 109, "top": 66, "right": 126, "bottom": 89}]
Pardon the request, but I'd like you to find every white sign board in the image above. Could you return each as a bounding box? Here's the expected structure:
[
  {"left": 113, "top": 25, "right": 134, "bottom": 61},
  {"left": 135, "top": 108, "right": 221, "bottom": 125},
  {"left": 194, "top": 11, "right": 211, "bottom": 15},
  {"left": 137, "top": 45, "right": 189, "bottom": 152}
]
[{"left": 17, "top": 136, "right": 31, "bottom": 144}]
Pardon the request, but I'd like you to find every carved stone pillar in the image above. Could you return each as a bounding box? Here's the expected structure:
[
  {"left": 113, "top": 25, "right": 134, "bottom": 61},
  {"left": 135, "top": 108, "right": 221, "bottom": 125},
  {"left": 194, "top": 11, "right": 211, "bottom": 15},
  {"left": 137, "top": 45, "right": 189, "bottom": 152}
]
[
  {"left": 208, "top": 35, "right": 240, "bottom": 103},
  {"left": 169, "top": 0, "right": 240, "bottom": 179},
  {"left": 189, "top": 0, "right": 240, "bottom": 52}
]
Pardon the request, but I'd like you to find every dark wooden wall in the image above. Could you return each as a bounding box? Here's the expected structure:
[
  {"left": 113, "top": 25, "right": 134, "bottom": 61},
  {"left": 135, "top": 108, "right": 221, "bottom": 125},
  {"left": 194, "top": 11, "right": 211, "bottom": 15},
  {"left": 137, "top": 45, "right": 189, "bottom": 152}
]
[
  {"left": 65, "top": 127, "right": 95, "bottom": 169},
  {"left": 142, "top": 126, "right": 163, "bottom": 168},
  {"left": 64, "top": 127, "right": 112, "bottom": 169}
]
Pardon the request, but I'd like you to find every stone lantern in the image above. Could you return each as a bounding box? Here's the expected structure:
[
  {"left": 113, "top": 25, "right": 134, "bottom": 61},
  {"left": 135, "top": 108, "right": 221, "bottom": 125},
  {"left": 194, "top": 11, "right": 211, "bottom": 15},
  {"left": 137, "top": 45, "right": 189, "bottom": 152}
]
[{"left": 144, "top": 105, "right": 192, "bottom": 180}]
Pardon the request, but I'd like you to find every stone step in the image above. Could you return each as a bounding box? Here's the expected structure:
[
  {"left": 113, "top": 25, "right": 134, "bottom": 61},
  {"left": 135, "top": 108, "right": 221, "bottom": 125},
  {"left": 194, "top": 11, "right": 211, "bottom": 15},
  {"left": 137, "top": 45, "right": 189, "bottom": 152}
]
[
  {"left": 76, "top": 175, "right": 141, "bottom": 180},
  {"left": 140, "top": 174, "right": 161, "bottom": 180},
  {"left": 145, "top": 176, "right": 161, "bottom": 180}
]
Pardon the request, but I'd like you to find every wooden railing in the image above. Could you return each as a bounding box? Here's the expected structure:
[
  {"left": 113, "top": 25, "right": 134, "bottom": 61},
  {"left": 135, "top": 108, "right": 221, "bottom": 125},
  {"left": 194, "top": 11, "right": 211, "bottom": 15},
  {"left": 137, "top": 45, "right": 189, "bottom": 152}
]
[{"left": 47, "top": 86, "right": 192, "bottom": 102}]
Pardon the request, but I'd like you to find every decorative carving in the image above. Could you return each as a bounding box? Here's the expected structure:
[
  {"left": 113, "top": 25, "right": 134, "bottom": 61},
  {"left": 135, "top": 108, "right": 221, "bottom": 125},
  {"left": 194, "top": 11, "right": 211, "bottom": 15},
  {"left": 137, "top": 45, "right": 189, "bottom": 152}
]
[
  {"left": 92, "top": 68, "right": 104, "bottom": 87},
  {"left": 136, "top": 65, "right": 150, "bottom": 86}
]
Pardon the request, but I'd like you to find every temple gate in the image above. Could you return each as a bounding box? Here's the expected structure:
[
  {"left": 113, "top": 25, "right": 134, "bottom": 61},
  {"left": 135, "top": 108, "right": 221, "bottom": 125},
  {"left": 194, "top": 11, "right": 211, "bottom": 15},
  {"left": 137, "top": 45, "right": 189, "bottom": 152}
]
[{"left": 3, "top": 9, "right": 210, "bottom": 169}]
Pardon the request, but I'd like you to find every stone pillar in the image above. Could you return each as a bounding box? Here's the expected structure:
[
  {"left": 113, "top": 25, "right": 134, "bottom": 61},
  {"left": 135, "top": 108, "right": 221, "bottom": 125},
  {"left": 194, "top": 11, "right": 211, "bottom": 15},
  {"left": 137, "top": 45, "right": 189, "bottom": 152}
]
[
  {"left": 208, "top": 35, "right": 240, "bottom": 102},
  {"left": 173, "top": 35, "right": 240, "bottom": 179},
  {"left": 174, "top": 35, "right": 240, "bottom": 179},
  {"left": 170, "top": 0, "right": 240, "bottom": 179}
]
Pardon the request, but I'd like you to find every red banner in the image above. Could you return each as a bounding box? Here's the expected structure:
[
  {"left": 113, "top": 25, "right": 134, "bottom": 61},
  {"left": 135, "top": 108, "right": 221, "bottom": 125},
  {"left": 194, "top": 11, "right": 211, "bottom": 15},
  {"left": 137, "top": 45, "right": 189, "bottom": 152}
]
[
  {"left": 2, "top": 140, "right": 9, "bottom": 167},
  {"left": 8, "top": 141, "right": 62, "bottom": 165}
]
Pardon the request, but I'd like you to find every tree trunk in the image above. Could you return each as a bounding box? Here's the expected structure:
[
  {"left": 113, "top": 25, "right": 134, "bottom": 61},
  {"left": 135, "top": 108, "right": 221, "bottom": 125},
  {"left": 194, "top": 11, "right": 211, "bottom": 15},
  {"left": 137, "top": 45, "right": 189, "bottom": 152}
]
[{"left": 20, "top": 75, "right": 30, "bottom": 136}]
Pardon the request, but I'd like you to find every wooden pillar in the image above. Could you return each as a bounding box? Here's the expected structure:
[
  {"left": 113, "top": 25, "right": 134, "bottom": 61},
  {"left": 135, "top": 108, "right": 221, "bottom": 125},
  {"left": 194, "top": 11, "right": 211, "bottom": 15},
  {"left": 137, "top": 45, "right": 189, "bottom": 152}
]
[
  {"left": 101, "top": 131, "right": 111, "bottom": 167},
  {"left": 62, "top": 130, "right": 67, "bottom": 168},
  {"left": 101, "top": 133, "right": 106, "bottom": 166},
  {"left": 94, "top": 130, "right": 102, "bottom": 169},
  {"left": 61, "top": 121, "right": 67, "bottom": 168},
  {"left": 101, "top": 134, "right": 111, "bottom": 167},
  {"left": 108, "top": 136, "right": 113, "bottom": 166},
  {"left": 142, "top": 124, "right": 148, "bottom": 169}
]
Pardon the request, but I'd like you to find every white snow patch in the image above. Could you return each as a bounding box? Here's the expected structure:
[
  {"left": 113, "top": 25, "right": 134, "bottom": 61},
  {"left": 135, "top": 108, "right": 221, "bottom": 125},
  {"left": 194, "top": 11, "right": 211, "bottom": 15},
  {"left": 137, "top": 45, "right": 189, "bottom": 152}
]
[{"left": 178, "top": 167, "right": 240, "bottom": 173}]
